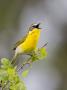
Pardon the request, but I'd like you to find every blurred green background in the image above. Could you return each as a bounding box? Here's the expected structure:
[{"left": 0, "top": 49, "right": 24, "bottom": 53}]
[{"left": 0, "top": 0, "right": 67, "bottom": 90}]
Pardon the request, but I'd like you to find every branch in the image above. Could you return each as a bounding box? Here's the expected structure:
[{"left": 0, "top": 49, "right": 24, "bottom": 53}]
[
  {"left": 17, "top": 57, "right": 32, "bottom": 72},
  {"left": 41, "top": 42, "right": 48, "bottom": 48}
]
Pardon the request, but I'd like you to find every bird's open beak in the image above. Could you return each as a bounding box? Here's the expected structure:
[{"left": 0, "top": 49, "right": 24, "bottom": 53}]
[
  {"left": 33, "top": 23, "right": 41, "bottom": 29},
  {"left": 35, "top": 23, "right": 40, "bottom": 28}
]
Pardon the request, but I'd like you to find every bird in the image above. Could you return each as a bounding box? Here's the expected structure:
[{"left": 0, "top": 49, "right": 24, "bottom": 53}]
[{"left": 11, "top": 23, "right": 41, "bottom": 64}]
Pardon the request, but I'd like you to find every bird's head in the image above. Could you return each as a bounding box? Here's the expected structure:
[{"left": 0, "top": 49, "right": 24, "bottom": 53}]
[{"left": 29, "top": 23, "right": 41, "bottom": 35}]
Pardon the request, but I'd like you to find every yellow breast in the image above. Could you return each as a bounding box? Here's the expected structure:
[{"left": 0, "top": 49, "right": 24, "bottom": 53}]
[{"left": 17, "top": 28, "right": 41, "bottom": 53}]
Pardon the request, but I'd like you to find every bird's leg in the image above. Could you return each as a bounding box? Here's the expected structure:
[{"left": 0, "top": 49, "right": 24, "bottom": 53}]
[{"left": 11, "top": 52, "right": 18, "bottom": 65}]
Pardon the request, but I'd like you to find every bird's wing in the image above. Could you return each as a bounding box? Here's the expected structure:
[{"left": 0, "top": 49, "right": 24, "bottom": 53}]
[
  {"left": 13, "top": 34, "right": 27, "bottom": 50},
  {"left": 13, "top": 27, "right": 32, "bottom": 50}
]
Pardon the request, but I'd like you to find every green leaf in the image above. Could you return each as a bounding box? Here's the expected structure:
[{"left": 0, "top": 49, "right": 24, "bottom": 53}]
[
  {"left": 22, "top": 69, "right": 29, "bottom": 78},
  {"left": 31, "top": 55, "right": 38, "bottom": 62},
  {"left": 0, "top": 58, "right": 27, "bottom": 90},
  {"left": 39, "top": 47, "right": 47, "bottom": 59},
  {"left": 10, "top": 82, "right": 26, "bottom": 90},
  {"left": 1, "top": 58, "right": 12, "bottom": 69},
  {"left": 7, "top": 68, "right": 15, "bottom": 75},
  {"left": 31, "top": 47, "right": 47, "bottom": 62},
  {"left": 0, "top": 69, "right": 8, "bottom": 82},
  {"left": 35, "top": 47, "right": 47, "bottom": 60},
  {"left": 1, "top": 58, "right": 10, "bottom": 65}
]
